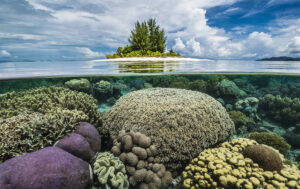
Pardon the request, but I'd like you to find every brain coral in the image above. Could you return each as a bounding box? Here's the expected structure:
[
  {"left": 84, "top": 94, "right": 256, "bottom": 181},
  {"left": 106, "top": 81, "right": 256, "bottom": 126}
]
[
  {"left": 103, "top": 88, "right": 235, "bottom": 172},
  {"left": 0, "top": 86, "right": 101, "bottom": 126},
  {"left": 182, "top": 138, "right": 300, "bottom": 189},
  {"left": 0, "top": 109, "right": 89, "bottom": 162},
  {"left": 93, "top": 152, "right": 129, "bottom": 189}
]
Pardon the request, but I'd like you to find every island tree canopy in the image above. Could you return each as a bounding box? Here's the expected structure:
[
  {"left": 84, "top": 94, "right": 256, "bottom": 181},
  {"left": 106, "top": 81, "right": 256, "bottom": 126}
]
[{"left": 106, "top": 18, "right": 180, "bottom": 58}]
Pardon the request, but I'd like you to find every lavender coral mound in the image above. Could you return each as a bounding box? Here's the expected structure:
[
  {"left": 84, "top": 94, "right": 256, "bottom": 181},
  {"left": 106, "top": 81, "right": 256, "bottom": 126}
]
[
  {"left": 103, "top": 88, "right": 235, "bottom": 172},
  {"left": 75, "top": 122, "right": 101, "bottom": 152},
  {"left": 0, "top": 147, "right": 92, "bottom": 189}
]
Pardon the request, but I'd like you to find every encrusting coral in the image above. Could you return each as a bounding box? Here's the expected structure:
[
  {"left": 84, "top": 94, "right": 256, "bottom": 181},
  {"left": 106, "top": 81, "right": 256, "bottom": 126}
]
[
  {"left": 93, "top": 152, "right": 129, "bottom": 189},
  {"left": 111, "top": 130, "right": 173, "bottom": 189},
  {"left": 0, "top": 109, "right": 89, "bottom": 162},
  {"left": 248, "top": 132, "right": 291, "bottom": 156},
  {"left": 182, "top": 138, "right": 300, "bottom": 189},
  {"left": 0, "top": 86, "right": 101, "bottom": 126},
  {"left": 259, "top": 94, "right": 300, "bottom": 126},
  {"left": 103, "top": 88, "right": 235, "bottom": 173},
  {"left": 65, "top": 78, "right": 92, "bottom": 93}
]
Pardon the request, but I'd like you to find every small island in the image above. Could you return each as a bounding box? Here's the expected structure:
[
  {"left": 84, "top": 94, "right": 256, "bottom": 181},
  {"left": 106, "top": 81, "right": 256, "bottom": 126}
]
[
  {"left": 257, "top": 56, "right": 300, "bottom": 61},
  {"left": 106, "top": 19, "right": 181, "bottom": 59}
]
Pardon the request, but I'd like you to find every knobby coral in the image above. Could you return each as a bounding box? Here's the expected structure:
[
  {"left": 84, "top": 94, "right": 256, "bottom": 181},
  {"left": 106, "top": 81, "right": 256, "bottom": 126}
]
[
  {"left": 93, "top": 152, "right": 129, "bottom": 189},
  {"left": 103, "top": 88, "right": 235, "bottom": 172},
  {"left": 182, "top": 138, "right": 300, "bottom": 189}
]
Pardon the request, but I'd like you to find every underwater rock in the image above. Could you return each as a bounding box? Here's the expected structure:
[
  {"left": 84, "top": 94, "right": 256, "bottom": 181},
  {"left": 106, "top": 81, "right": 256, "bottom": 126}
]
[
  {"left": 103, "top": 88, "right": 235, "bottom": 172},
  {"left": 111, "top": 130, "right": 173, "bottom": 188},
  {"left": 75, "top": 122, "right": 101, "bottom": 153},
  {"left": 182, "top": 138, "right": 300, "bottom": 189},
  {"left": 0, "top": 147, "right": 92, "bottom": 189},
  {"left": 217, "top": 79, "right": 246, "bottom": 99},
  {"left": 248, "top": 132, "right": 290, "bottom": 156},
  {"left": 55, "top": 133, "right": 94, "bottom": 162},
  {"left": 93, "top": 152, "right": 129, "bottom": 189},
  {"left": 65, "top": 78, "right": 92, "bottom": 93},
  {"left": 234, "top": 97, "right": 259, "bottom": 120},
  {"left": 244, "top": 144, "right": 283, "bottom": 172}
]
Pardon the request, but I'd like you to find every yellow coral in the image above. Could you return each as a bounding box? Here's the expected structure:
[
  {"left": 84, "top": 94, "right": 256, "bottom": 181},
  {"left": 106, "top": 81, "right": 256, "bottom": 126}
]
[{"left": 182, "top": 138, "right": 300, "bottom": 189}]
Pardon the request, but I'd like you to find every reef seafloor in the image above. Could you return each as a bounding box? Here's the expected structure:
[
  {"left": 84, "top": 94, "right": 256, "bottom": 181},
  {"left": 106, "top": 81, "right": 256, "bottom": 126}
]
[{"left": 0, "top": 74, "right": 300, "bottom": 189}]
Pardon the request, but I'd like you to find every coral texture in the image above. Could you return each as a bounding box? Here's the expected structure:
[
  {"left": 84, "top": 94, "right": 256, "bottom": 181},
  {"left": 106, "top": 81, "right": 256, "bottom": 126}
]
[
  {"left": 249, "top": 132, "right": 290, "bottom": 156},
  {"left": 259, "top": 94, "right": 300, "bottom": 125},
  {"left": 243, "top": 144, "right": 283, "bottom": 172},
  {"left": 111, "top": 130, "right": 173, "bottom": 189},
  {"left": 234, "top": 97, "right": 259, "bottom": 119},
  {"left": 217, "top": 79, "right": 246, "bottom": 98},
  {"left": 65, "top": 78, "right": 92, "bottom": 93},
  {"left": 228, "top": 111, "right": 255, "bottom": 135},
  {"left": 182, "top": 138, "right": 300, "bottom": 189},
  {"left": 103, "top": 88, "right": 235, "bottom": 172},
  {"left": 0, "top": 147, "right": 92, "bottom": 189},
  {"left": 93, "top": 152, "right": 129, "bottom": 189},
  {"left": 0, "top": 86, "right": 101, "bottom": 126},
  {"left": 0, "top": 110, "right": 89, "bottom": 162}
]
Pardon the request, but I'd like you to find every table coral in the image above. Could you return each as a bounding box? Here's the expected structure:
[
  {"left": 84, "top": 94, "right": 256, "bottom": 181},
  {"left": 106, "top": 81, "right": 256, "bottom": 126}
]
[{"left": 182, "top": 138, "right": 300, "bottom": 189}]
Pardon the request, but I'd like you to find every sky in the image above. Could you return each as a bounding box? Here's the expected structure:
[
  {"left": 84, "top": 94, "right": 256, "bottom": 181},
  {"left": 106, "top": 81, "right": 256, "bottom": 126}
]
[{"left": 0, "top": 0, "right": 300, "bottom": 61}]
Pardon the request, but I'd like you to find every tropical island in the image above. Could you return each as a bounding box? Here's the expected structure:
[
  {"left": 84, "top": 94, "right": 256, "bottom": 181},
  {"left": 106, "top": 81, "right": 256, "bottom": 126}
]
[
  {"left": 257, "top": 56, "right": 300, "bottom": 61},
  {"left": 106, "top": 19, "right": 181, "bottom": 59}
]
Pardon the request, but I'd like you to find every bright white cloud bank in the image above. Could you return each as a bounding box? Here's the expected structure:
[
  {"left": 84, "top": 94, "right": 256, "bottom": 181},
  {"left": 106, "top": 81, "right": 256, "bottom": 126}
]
[
  {"left": 1, "top": 0, "right": 299, "bottom": 59},
  {"left": 0, "top": 50, "right": 11, "bottom": 57}
]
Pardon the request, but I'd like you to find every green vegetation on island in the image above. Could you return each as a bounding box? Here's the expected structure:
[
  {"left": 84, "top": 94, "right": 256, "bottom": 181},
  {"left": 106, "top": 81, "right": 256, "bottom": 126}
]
[{"left": 106, "top": 19, "right": 181, "bottom": 59}]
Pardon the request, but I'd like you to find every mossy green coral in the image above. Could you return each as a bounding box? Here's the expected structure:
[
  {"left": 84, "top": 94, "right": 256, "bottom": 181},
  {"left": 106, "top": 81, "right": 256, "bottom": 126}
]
[
  {"left": 0, "top": 109, "right": 89, "bottom": 162},
  {"left": 93, "top": 152, "right": 129, "bottom": 189},
  {"left": 182, "top": 138, "right": 300, "bottom": 189},
  {"left": 249, "top": 132, "right": 291, "bottom": 156},
  {"left": 259, "top": 94, "right": 300, "bottom": 125},
  {"left": 0, "top": 86, "right": 101, "bottom": 126}
]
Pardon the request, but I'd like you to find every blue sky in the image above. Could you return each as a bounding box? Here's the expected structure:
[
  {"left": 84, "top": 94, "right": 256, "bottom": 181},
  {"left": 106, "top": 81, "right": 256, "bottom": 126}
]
[{"left": 0, "top": 0, "right": 300, "bottom": 61}]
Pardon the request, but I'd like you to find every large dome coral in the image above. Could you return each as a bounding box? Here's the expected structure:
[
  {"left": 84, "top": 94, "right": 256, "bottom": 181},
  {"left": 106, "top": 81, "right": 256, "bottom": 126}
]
[{"left": 103, "top": 88, "right": 235, "bottom": 172}]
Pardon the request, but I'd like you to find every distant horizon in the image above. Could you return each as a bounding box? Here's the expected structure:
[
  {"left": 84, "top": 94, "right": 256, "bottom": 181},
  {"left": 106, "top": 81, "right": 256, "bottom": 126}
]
[{"left": 1, "top": 0, "right": 300, "bottom": 61}]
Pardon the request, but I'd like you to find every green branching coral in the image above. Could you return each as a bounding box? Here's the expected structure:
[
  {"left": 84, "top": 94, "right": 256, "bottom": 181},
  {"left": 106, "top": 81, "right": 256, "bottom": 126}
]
[
  {"left": 248, "top": 132, "right": 291, "bottom": 156},
  {"left": 0, "top": 86, "right": 101, "bottom": 126},
  {"left": 228, "top": 111, "right": 255, "bottom": 135},
  {"left": 259, "top": 94, "right": 300, "bottom": 125},
  {"left": 0, "top": 109, "right": 89, "bottom": 162},
  {"left": 93, "top": 152, "right": 129, "bottom": 189}
]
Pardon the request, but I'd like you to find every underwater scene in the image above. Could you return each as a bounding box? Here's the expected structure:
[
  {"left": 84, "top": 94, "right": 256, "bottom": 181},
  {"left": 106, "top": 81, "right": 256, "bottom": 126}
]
[{"left": 0, "top": 73, "right": 300, "bottom": 189}]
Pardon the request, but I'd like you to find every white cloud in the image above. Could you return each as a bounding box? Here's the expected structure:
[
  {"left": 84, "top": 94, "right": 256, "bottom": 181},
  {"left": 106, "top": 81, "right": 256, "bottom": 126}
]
[
  {"left": 76, "top": 47, "right": 103, "bottom": 58},
  {"left": 0, "top": 50, "right": 11, "bottom": 57}
]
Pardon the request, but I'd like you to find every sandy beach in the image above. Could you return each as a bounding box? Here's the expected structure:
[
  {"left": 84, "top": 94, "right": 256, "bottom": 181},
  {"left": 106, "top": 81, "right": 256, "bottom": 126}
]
[{"left": 92, "top": 57, "right": 211, "bottom": 62}]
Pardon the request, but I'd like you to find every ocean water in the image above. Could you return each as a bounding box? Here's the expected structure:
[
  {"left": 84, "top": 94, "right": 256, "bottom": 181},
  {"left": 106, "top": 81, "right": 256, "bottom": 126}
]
[{"left": 0, "top": 60, "right": 300, "bottom": 188}]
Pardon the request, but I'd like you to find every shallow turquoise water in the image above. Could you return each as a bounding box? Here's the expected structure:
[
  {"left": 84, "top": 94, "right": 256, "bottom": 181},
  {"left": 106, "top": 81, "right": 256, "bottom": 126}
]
[{"left": 1, "top": 59, "right": 300, "bottom": 79}]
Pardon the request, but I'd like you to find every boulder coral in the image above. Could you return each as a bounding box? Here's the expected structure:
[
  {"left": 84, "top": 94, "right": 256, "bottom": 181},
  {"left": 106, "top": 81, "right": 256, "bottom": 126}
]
[
  {"left": 0, "top": 109, "right": 89, "bottom": 162},
  {"left": 103, "top": 88, "right": 235, "bottom": 172},
  {"left": 111, "top": 130, "right": 173, "bottom": 189},
  {"left": 65, "top": 78, "right": 92, "bottom": 93},
  {"left": 0, "top": 147, "right": 92, "bottom": 189},
  {"left": 182, "top": 138, "right": 300, "bottom": 189},
  {"left": 93, "top": 152, "right": 129, "bottom": 189},
  {"left": 249, "top": 132, "right": 290, "bottom": 156}
]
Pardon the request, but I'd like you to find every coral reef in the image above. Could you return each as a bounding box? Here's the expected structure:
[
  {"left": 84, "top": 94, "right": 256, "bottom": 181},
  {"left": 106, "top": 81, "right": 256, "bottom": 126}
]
[
  {"left": 169, "top": 77, "right": 190, "bottom": 89},
  {"left": 0, "top": 86, "right": 101, "bottom": 126},
  {"left": 182, "top": 138, "right": 300, "bottom": 189},
  {"left": 75, "top": 122, "right": 101, "bottom": 153},
  {"left": 111, "top": 130, "right": 173, "bottom": 188},
  {"left": 228, "top": 111, "right": 256, "bottom": 135},
  {"left": 259, "top": 94, "right": 300, "bottom": 126},
  {"left": 65, "top": 78, "right": 92, "bottom": 93},
  {"left": 93, "top": 152, "right": 129, "bottom": 189},
  {"left": 217, "top": 79, "right": 246, "bottom": 99},
  {"left": 103, "top": 88, "right": 235, "bottom": 172},
  {"left": 284, "top": 131, "right": 300, "bottom": 149},
  {"left": 0, "top": 110, "right": 89, "bottom": 162},
  {"left": 234, "top": 97, "right": 259, "bottom": 120},
  {"left": 243, "top": 144, "right": 283, "bottom": 172},
  {"left": 188, "top": 79, "right": 207, "bottom": 93},
  {"left": 93, "top": 80, "right": 113, "bottom": 99},
  {"left": 0, "top": 147, "right": 92, "bottom": 189},
  {"left": 249, "top": 132, "right": 290, "bottom": 156}
]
